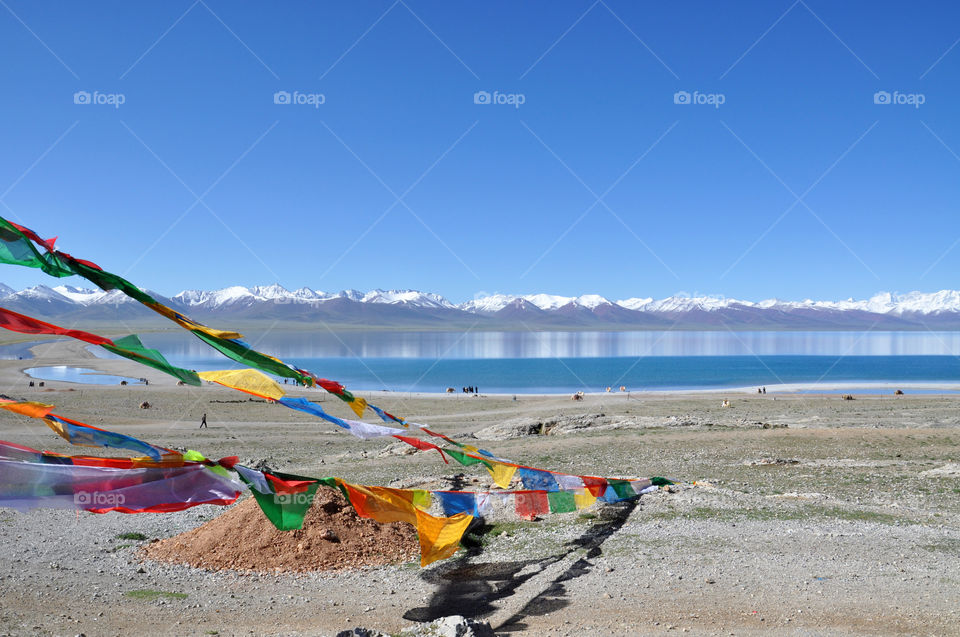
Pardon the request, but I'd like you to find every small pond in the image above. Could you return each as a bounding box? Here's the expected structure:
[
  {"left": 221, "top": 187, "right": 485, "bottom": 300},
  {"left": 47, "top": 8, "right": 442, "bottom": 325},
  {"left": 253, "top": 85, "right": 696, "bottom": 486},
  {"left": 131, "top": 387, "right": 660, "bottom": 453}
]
[{"left": 23, "top": 366, "right": 145, "bottom": 385}]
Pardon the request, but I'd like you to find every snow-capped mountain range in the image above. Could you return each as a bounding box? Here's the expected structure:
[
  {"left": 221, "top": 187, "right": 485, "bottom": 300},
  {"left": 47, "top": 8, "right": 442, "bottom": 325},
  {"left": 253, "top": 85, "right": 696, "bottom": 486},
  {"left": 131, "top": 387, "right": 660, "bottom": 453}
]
[{"left": 3, "top": 283, "right": 960, "bottom": 329}]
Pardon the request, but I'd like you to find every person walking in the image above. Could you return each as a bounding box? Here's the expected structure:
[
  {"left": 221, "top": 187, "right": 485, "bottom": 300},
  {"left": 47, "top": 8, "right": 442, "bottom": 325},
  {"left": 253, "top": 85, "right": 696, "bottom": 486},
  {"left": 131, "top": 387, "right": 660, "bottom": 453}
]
[{"left": 200, "top": 413, "right": 207, "bottom": 429}]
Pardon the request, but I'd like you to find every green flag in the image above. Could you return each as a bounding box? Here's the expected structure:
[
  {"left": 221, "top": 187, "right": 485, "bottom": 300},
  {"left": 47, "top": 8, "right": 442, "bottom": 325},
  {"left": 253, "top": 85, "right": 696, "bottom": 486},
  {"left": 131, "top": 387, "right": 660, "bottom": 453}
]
[
  {"left": 249, "top": 484, "right": 320, "bottom": 531},
  {"left": 608, "top": 479, "right": 637, "bottom": 500},
  {"left": 100, "top": 334, "right": 201, "bottom": 386},
  {"left": 0, "top": 220, "right": 72, "bottom": 277},
  {"left": 446, "top": 449, "right": 493, "bottom": 469},
  {"left": 547, "top": 490, "right": 577, "bottom": 513}
]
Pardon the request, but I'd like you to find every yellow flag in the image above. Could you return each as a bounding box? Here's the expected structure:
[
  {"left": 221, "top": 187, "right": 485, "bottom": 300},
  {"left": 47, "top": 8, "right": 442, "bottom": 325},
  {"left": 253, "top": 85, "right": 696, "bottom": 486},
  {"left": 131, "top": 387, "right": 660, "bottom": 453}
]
[
  {"left": 415, "top": 509, "right": 473, "bottom": 566},
  {"left": 486, "top": 462, "right": 518, "bottom": 489},
  {"left": 573, "top": 489, "right": 597, "bottom": 510},
  {"left": 147, "top": 303, "right": 243, "bottom": 340},
  {"left": 348, "top": 396, "right": 368, "bottom": 418},
  {"left": 412, "top": 489, "right": 432, "bottom": 510},
  {"left": 198, "top": 369, "right": 285, "bottom": 400}
]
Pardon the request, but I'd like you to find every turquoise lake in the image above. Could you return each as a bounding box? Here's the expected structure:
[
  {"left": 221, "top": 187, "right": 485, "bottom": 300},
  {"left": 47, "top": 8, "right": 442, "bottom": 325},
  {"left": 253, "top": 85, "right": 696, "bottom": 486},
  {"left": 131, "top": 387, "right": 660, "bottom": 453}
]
[{"left": 87, "top": 330, "right": 960, "bottom": 394}]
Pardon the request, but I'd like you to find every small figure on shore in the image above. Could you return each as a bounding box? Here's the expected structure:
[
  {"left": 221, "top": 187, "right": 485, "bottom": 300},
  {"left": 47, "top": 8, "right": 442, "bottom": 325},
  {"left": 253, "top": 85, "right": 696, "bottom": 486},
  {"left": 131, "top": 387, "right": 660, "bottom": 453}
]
[
  {"left": 758, "top": 387, "right": 762, "bottom": 394},
  {"left": 762, "top": 386, "right": 766, "bottom": 394},
  {"left": 199, "top": 413, "right": 207, "bottom": 429}
]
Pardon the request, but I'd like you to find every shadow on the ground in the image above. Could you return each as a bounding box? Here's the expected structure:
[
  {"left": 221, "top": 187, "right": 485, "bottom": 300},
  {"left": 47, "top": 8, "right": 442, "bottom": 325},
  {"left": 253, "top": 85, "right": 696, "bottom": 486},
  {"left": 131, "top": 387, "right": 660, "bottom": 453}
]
[{"left": 403, "top": 499, "right": 638, "bottom": 632}]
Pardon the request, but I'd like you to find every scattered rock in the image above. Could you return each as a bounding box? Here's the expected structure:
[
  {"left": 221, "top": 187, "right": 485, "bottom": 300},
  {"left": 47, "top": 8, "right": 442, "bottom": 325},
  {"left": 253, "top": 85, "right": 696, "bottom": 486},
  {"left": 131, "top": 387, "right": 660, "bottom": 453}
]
[
  {"left": 748, "top": 458, "right": 800, "bottom": 466},
  {"left": 399, "top": 615, "right": 494, "bottom": 637},
  {"left": 919, "top": 463, "right": 960, "bottom": 478},
  {"left": 336, "top": 629, "right": 388, "bottom": 637},
  {"left": 473, "top": 413, "right": 612, "bottom": 439},
  {"left": 377, "top": 440, "right": 419, "bottom": 457}
]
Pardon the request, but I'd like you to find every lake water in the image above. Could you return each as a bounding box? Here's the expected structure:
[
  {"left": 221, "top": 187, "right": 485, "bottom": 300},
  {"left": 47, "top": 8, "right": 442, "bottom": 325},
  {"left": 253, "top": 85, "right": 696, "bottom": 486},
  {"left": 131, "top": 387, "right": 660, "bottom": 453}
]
[{"left": 88, "top": 330, "right": 960, "bottom": 394}]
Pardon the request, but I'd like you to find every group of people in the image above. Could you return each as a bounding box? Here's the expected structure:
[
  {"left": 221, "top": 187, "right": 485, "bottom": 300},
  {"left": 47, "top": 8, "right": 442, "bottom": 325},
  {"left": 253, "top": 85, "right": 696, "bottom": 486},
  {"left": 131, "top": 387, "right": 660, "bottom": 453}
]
[
  {"left": 757, "top": 386, "right": 767, "bottom": 394},
  {"left": 462, "top": 385, "right": 479, "bottom": 394}
]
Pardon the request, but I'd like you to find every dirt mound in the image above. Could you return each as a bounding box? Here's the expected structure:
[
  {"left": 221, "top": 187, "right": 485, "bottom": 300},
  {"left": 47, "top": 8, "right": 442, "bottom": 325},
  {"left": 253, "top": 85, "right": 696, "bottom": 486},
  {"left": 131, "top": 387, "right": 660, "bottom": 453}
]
[{"left": 142, "top": 486, "right": 419, "bottom": 572}]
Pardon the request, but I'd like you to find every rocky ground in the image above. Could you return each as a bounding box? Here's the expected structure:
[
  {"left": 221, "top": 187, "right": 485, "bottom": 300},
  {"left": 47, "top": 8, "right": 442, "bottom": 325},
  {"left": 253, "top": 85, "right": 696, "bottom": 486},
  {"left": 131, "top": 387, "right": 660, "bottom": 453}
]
[{"left": 0, "top": 339, "right": 958, "bottom": 635}]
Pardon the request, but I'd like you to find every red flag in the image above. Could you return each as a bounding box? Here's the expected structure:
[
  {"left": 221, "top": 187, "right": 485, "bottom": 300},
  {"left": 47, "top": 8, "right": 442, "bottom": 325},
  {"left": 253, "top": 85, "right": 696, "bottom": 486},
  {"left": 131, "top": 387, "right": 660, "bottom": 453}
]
[
  {"left": 0, "top": 307, "right": 113, "bottom": 346},
  {"left": 392, "top": 435, "right": 449, "bottom": 463}
]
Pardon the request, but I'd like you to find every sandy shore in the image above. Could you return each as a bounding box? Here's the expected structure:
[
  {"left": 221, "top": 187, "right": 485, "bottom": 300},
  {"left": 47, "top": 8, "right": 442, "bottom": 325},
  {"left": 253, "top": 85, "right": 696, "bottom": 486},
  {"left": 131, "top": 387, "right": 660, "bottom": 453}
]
[{"left": 0, "top": 338, "right": 958, "bottom": 636}]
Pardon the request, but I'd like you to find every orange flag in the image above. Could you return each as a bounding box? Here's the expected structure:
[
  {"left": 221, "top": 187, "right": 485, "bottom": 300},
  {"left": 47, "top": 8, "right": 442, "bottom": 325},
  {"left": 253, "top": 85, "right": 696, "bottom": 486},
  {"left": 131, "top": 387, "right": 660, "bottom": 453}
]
[
  {"left": 414, "top": 508, "right": 473, "bottom": 566},
  {"left": 339, "top": 481, "right": 473, "bottom": 566},
  {"left": 0, "top": 400, "right": 54, "bottom": 419}
]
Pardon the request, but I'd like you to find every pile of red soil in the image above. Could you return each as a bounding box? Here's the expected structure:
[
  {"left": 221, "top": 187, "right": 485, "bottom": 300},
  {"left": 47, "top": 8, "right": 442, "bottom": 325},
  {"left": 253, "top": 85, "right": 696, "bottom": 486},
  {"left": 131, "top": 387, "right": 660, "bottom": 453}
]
[{"left": 143, "top": 487, "right": 419, "bottom": 572}]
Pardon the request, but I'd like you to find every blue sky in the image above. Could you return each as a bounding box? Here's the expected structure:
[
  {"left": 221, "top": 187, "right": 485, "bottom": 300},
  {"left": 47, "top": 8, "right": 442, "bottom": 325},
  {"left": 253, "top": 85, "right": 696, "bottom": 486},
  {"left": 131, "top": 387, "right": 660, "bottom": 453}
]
[{"left": 1, "top": 1, "right": 958, "bottom": 303}]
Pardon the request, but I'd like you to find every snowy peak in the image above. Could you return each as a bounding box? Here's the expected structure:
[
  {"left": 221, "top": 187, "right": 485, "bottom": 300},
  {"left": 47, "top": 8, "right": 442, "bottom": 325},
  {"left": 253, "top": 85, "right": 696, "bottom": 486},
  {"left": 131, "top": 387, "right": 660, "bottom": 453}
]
[
  {"left": 12, "top": 285, "right": 70, "bottom": 303},
  {"left": 249, "top": 284, "right": 292, "bottom": 300},
  {"left": 52, "top": 285, "right": 103, "bottom": 304},
  {"left": 522, "top": 294, "right": 574, "bottom": 311},
  {"left": 572, "top": 294, "right": 613, "bottom": 310},
  {"left": 617, "top": 297, "right": 654, "bottom": 311},
  {"left": 174, "top": 286, "right": 256, "bottom": 308},
  {"left": 461, "top": 294, "right": 519, "bottom": 313},
  {"left": 336, "top": 289, "right": 365, "bottom": 302},
  {"left": 361, "top": 289, "right": 454, "bottom": 308}
]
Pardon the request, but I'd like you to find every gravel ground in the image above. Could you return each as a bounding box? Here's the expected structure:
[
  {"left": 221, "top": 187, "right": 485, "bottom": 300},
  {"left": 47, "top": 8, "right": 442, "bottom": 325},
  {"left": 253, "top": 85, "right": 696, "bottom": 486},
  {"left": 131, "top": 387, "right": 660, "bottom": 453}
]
[{"left": 0, "top": 339, "right": 958, "bottom": 636}]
